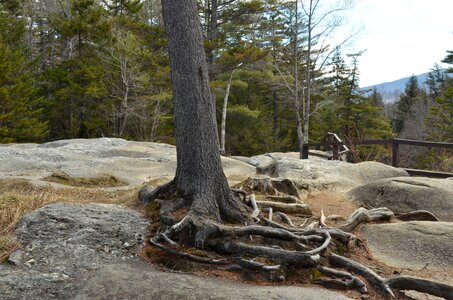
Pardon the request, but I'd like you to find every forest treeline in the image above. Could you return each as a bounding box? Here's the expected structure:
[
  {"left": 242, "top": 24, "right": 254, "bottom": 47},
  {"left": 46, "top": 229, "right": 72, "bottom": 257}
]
[{"left": 0, "top": 0, "right": 451, "bottom": 170}]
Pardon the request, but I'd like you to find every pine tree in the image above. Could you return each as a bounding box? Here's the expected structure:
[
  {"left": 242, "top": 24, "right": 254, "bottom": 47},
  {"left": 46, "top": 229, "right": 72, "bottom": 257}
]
[
  {"left": 43, "top": 0, "right": 111, "bottom": 139},
  {"left": 313, "top": 51, "right": 393, "bottom": 161},
  {"left": 393, "top": 75, "right": 421, "bottom": 133},
  {"left": 426, "top": 51, "right": 453, "bottom": 142},
  {"left": 0, "top": 3, "right": 48, "bottom": 143}
]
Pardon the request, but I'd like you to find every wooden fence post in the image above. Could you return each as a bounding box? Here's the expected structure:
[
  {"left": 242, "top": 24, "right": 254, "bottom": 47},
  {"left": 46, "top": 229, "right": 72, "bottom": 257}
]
[
  {"left": 332, "top": 140, "right": 340, "bottom": 160},
  {"left": 392, "top": 139, "right": 399, "bottom": 167}
]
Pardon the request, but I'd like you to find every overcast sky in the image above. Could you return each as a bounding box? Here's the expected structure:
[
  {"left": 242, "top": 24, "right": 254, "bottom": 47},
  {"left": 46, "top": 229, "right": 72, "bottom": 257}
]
[{"left": 338, "top": 0, "right": 453, "bottom": 87}]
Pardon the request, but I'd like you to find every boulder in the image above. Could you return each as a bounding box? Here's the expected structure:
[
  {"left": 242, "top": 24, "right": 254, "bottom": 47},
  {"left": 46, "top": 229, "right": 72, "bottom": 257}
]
[
  {"left": 73, "top": 262, "right": 352, "bottom": 300},
  {"left": 0, "top": 203, "right": 150, "bottom": 300},
  {"left": 348, "top": 177, "right": 453, "bottom": 221},
  {"left": 360, "top": 221, "right": 453, "bottom": 271}
]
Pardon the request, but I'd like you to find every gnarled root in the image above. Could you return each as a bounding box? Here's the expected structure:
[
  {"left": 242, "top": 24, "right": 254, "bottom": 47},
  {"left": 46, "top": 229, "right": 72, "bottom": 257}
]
[
  {"left": 231, "top": 188, "right": 248, "bottom": 202},
  {"left": 150, "top": 233, "right": 229, "bottom": 265},
  {"left": 139, "top": 179, "right": 176, "bottom": 203},
  {"left": 339, "top": 207, "right": 394, "bottom": 232},
  {"left": 240, "top": 176, "right": 299, "bottom": 198},
  {"left": 265, "top": 195, "right": 299, "bottom": 203},
  {"left": 329, "top": 253, "right": 453, "bottom": 299},
  {"left": 396, "top": 210, "right": 440, "bottom": 222},
  {"left": 329, "top": 253, "right": 395, "bottom": 297},
  {"left": 233, "top": 257, "right": 281, "bottom": 271},
  {"left": 386, "top": 276, "right": 453, "bottom": 299},
  {"left": 214, "top": 240, "right": 319, "bottom": 267},
  {"left": 145, "top": 183, "right": 452, "bottom": 300},
  {"left": 256, "top": 201, "right": 312, "bottom": 215},
  {"left": 318, "top": 266, "right": 367, "bottom": 293}
]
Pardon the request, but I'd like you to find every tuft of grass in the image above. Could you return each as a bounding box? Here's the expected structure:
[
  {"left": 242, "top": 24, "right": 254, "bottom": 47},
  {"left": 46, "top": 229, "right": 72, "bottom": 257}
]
[
  {"left": 0, "top": 179, "right": 140, "bottom": 261},
  {"left": 309, "top": 267, "right": 322, "bottom": 281},
  {"left": 42, "top": 170, "right": 128, "bottom": 188}
]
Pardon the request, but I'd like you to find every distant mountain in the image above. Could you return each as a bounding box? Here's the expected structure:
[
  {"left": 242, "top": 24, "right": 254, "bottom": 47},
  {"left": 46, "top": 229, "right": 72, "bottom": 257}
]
[{"left": 360, "top": 72, "right": 430, "bottom": 103}]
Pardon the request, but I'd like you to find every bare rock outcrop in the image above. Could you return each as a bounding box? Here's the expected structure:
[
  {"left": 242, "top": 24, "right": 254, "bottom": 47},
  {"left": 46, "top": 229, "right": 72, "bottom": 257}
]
[
  {"left": 238, "top": 153, "right": 409, "bottom": 197},
  {"left": 360, "top": 221, "right": 453, "bottom": 272},
  {"left": 0, "top": 138, "right": 255, "bottom": 188},
  {"left": 348, "top": 177, "right": 453, "bottom": 221}
]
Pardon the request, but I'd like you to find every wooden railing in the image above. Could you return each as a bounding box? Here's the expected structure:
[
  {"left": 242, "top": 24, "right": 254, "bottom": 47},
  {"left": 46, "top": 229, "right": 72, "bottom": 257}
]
[{"left": 302, "top": 138, "right": 453, "bottom": 178}]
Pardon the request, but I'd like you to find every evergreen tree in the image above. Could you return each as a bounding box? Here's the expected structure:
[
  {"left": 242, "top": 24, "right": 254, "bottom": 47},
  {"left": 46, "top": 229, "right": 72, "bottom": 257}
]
[
  {"left": 370, "top": 87, "right": 384, "bottom": 109},
  {"left": 312, "top": 51, "right": 393, "bottom": 161},
  {"left": 426, "top": 64, "right": 445, "bottom": 99},
  {"left": 393, "top": 75, "right": 421, "bottom": 133},
  {"left": 426, "top": 51, "right": 453, "bottom": 142},
  {"left": 43, "top": 0, "right": 111, "bottom": 139},
  {"left": 0, "top": 3, "right": 48, "bottom": 142}
]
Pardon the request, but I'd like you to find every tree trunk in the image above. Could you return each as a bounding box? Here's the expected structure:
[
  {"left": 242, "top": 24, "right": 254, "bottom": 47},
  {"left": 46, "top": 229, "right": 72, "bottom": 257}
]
[
  {"left": 206, "top": 0, "right": 218, "bottom": 77},
  {"left": 273, "top": 90, "right": 278, "bottom": 143},
  {"left": 303, "top": 0, "right": 313, "bottom": 147},
  {"left": 294, "top": 0, "right": 305, "bottom": 159},
  {"left": 220, "top": 70, "right": 235, "bottom": 155},
  {"left": 119, "top": 57, "right": 129, "bottom": 137},
  {"left": 161, "top": 0, "right": 247, "bottom": 223}
]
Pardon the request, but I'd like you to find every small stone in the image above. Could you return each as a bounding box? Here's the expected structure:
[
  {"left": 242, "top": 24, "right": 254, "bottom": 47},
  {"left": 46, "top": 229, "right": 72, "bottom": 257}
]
[
  {"left": 8, "top": 250, "right": 24, "bottom": 266},
  {"left": 123, "top": 242, "right": 130, "bottom": 248}
]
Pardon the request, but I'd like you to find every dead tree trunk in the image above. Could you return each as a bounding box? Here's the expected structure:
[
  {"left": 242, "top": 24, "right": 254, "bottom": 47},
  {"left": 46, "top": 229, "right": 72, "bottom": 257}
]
[
  {"left": 220, "top": 70, "right": 235, "bottom": 155},
  {"left": 161, "top": 0, "right": 248, "bottom": 224}
]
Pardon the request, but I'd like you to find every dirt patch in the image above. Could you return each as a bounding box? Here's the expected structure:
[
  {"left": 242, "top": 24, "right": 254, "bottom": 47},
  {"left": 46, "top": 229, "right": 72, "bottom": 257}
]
[
  {"left": 42, "top": 170, "right": 128, "bottom": 188},
  {"left": 305, "top": 192, "right": 359, "bottom": 218}
]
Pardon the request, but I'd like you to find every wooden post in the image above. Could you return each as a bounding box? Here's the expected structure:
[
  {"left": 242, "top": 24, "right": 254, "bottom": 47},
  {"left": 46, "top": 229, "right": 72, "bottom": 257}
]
[
  {"left": 302, "top": 144, "right": 309, "bottom": 159},
  {"left": 332, "top": 140, "right": 340, "bottom": 160},
  {"left": 392, "top": 139, "right": 399, "bottom": 167}
]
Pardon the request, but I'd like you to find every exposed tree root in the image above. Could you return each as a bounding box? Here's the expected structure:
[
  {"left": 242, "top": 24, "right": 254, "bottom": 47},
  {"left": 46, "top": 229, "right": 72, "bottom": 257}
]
[
  {"left": 265, "top": 195, "right": 299, "bottom": 203},
  {"left": 318, "top": 266, "right": 368, "bottom": 293},
  {"left": 143, "top": 183, "right": 453, "bottom": 300},
  {"left": 339, "top": 207, "right": 394, "bottom": 232},
  {"left": 214, "top": 240, "right": 319, "bottom": 267},
  {"left": 139, "top": 180, "right": 176, "bottom": 203},
  {"left": 274, "top": 212, "right": 294, "bottom": 226},
  {"left": 156, "top": 198, "right": 186, "bottom": 226},
  {"left": 386, "top": 276, "right": 453, "bottom": 299},
  {"left": 330, "top": 253, "right": 453, "bottom": 299},
  {"left": 396, "top": 210, "right": 440, "bottom": 222},
  {"left": 240, "top": 176, "right": 299, "bottom": 197},
  {"left": 233, "top": 257, "right": 281, "bottom": 272},
  {"left": 256, "top": 201, "right": 312, "bottom": 215},
  {"left": 231, "top": 188, "right": 248, "bottom": 202},
  {"left": 329, "top": 253, "right": 395, "bottom": 297},
  {"left": 150, "top": 234, "right": 230, "bottom": 265},
  {"left": 249, "top": 194, "right": 260, "bottom": 218}
]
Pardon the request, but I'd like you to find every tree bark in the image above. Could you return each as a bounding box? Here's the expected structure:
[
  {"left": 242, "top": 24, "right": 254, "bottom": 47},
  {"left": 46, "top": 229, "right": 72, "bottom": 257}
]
[{"left": 161, "top": 0, "right": 248, "bottom": 223}]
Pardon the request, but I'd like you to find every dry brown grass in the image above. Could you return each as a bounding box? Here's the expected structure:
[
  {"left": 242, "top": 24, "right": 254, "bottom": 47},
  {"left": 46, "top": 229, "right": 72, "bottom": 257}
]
[
  {"left": 42, "top": 170, "right": 128, "bottom": 188},
  {"left": 0, "top": 179, "right": 140, "bottom": 261}
]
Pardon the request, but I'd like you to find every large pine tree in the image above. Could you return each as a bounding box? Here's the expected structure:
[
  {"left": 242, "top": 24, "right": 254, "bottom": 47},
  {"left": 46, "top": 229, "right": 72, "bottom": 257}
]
[{"left": 0, "top": 3, "right": 47, "bottom": 142}]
